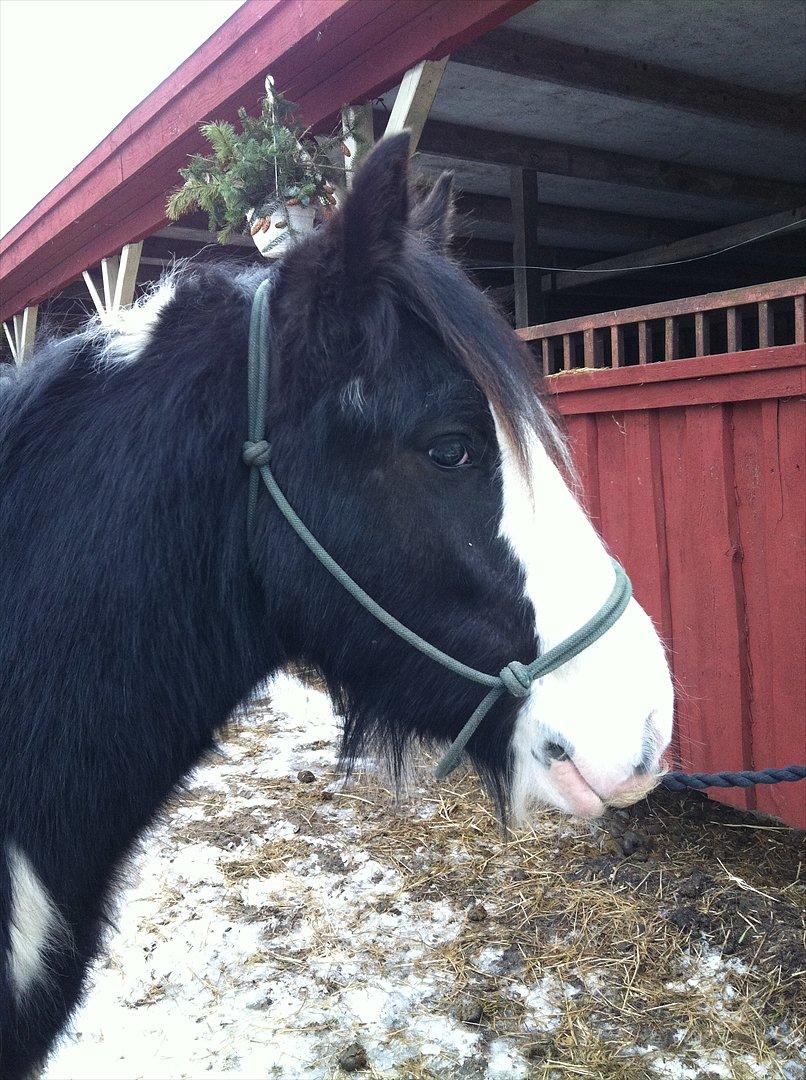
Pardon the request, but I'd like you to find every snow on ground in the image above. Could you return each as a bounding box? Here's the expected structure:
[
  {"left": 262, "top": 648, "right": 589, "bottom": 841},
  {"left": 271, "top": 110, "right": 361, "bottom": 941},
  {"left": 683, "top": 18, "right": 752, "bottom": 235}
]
[{"left": 46, "top": 675, "right": 804, "bottom": 1079}]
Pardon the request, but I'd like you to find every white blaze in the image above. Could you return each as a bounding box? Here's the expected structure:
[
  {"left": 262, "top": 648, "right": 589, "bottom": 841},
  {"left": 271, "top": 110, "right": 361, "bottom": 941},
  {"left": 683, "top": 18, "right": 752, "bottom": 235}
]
[
  {"left": 493, "top": 418, "right": 674, "bottom": 819},
  {"left": 6, "top": 843, "right": 67, "bottom": 999}
]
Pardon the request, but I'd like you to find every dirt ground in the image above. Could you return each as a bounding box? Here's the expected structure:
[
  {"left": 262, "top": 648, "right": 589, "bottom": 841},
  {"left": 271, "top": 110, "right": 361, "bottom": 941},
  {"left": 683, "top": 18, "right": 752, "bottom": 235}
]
[{"left": 47, "top": 675, "right": 805, "bottom": 1080}]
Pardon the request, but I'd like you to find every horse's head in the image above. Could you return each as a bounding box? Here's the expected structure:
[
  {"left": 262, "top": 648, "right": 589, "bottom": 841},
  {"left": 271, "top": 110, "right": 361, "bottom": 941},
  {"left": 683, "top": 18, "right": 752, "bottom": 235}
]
[{"left": 262, "top": 134, "right": 673, "bottom": 819}]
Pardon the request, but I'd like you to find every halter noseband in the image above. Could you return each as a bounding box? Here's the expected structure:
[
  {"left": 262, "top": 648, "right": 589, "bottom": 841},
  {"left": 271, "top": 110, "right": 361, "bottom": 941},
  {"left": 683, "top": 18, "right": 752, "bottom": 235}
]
[{"left": 242, "top": 276, "right": 633, "bottom": 778}]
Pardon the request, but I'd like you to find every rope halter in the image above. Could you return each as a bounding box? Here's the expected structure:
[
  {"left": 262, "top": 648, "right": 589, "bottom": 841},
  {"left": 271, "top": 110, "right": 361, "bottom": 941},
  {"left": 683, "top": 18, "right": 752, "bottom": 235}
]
[{"left": 243, "top": 275, "right": 633, "bottom": 779}]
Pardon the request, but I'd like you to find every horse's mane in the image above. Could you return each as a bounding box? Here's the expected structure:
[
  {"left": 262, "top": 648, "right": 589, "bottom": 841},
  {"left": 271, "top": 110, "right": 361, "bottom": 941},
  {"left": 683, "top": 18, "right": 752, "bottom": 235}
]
[{"left": 2, "top": 232, "right": 568, "bottom": 485}]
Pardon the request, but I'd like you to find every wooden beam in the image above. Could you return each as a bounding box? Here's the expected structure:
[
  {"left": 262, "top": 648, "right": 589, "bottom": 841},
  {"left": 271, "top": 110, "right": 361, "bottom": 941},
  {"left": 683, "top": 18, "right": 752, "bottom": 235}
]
[
  {"left": 385, "top": 58, "right": 448, "bottom": 152},
  {"left": 543, "top": 207, "right": 806, "bottom": 291},
  {"left": 416, "top": 118, "right": 806, "bottom": 209},
  {"left": 82, "top": 270, "right": 106, "bottom": 318},
  {"left": 154, "top": 226, "right": 254, "bottom": 248},
  {"left": 455, "top": 236, "right": 604, "bottom": 269},
  {"left": 510, "top": 167, "right": 543, "bottom": 328},
  {"left": 5, "top": 305, "right": 38, "bottom": 364},
  {"left": 457, "top": 191, "right": 717, "bottom": 246},
  {"left": 82, "top": 241, "right": 145, "bottom": 318},
  {"left": 101, "top": 254, "right": 119, "bottom": 313},
  {"left": 454, "top": 29, "right": 806, "bottom": 137},
  {"left": 112, "top": 242, "right": 144, "bottom": 311}
]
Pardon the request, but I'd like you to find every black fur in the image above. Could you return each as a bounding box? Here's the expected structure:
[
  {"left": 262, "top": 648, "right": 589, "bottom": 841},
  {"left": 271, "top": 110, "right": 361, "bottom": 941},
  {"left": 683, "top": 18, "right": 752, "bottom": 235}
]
[{"left": 0, "top": 135, "right": 559, "bottom": 1075}]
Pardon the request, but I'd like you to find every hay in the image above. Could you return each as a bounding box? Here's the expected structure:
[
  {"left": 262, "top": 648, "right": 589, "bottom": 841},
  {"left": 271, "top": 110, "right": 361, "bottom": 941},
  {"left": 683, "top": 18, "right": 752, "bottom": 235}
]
[{"left": 48, "top": 679, "right": 804, "bottom": 1079}]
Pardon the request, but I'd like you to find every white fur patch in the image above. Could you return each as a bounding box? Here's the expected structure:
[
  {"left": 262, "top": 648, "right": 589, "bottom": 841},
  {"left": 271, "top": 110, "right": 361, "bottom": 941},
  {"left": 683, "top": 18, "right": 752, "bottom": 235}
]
[
  {"left": 89, "top": 274, "right": 176, "bottom": 367},
  {"left": 493, "top": 418, "right": 674, "bottom": 820},
  {"left": 340, "top": 376, "right": 367, "bottom": 415},
  {"left": 6, "top": 843, "right": 67, "bottom": 999}
]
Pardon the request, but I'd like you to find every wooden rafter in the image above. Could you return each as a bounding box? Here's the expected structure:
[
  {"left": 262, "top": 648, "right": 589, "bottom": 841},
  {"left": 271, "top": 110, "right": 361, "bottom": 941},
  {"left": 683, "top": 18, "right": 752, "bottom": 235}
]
[
  {"left": 542, "top": 207, "right": 806, "bottom": 291},
  {"left": 456, "top": 192, "right": 718, "bottom": 247},
  {"left": 455, "top": 29, "right": 806, "bottom": 137},
  {"left": 416, "top": 118, "right": 806, "bottom": 209}
]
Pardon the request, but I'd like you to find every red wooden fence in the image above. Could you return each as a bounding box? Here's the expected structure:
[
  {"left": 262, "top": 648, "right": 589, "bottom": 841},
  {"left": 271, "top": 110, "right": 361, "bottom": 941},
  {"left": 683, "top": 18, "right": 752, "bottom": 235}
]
[
  {"left": 521, "top": 279, "right": 806, "bottom": 827},
  {"left": 540, "top": 345, "right": 805, "bottom": 827},
  {"left": 523, "top": 276, "right": 805, "bottom": 373}
]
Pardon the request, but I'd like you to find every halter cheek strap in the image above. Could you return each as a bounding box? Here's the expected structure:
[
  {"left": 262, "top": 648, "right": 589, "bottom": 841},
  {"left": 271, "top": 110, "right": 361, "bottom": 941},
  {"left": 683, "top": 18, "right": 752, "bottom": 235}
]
[{"left": 243, "top": 275, "right": 632, "bottom": 779}]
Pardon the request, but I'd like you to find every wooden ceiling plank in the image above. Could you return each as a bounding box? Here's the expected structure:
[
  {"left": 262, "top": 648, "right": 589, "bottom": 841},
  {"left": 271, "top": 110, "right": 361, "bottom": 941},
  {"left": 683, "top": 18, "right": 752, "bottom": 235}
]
[{"left": 454, "top": 28, "right": 806, "bottom": 137}]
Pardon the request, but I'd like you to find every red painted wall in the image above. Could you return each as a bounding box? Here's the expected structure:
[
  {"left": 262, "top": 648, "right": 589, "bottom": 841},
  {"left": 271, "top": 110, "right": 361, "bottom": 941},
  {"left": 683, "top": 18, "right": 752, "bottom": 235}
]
[{"left": 549, "top": 347, "right": 806, "bottom": 829}]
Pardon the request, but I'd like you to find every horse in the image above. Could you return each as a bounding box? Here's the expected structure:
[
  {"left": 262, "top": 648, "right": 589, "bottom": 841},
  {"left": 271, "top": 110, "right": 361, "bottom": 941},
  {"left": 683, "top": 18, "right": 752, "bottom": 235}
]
[{"left": 0, "top": 134, "right": 673, "bottom": 1077}]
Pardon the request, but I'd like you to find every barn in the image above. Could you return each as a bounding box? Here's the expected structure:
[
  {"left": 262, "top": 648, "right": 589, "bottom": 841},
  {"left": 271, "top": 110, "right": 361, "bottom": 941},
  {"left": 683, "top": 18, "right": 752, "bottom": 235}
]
[{"left": 1, "top": 0, "right": 804, "bottom": 827}]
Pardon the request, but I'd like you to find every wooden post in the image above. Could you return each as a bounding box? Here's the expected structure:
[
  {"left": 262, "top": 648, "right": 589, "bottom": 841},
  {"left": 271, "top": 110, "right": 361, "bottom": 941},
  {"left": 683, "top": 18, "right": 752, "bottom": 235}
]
[
  {"left": 510, "top": 166, "right": 543, "bottom": 329},
  {"left": 112, "top": 242, "right": 143, "bottom": 312},
  {"left": 385, "top": 58, "right": 448, "bottom": 152},
  {"left": 83, "top": 242, "right": 143, "bottom": 318},
  {"left": 4, "top": 305, "right": 38, "bottom": 364}
]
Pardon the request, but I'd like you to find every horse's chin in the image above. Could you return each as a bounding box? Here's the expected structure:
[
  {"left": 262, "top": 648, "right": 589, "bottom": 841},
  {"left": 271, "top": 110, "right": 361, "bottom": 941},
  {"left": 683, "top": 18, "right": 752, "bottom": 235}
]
[{"left": 603, "top": 770, "right": 665, "bottom": 809}]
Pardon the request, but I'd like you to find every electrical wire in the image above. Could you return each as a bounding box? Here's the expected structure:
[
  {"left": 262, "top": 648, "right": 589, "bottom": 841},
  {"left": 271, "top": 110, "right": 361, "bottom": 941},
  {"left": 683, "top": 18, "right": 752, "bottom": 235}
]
[{"left": 469, "top": 217, "right": 806, "bottom": 274}]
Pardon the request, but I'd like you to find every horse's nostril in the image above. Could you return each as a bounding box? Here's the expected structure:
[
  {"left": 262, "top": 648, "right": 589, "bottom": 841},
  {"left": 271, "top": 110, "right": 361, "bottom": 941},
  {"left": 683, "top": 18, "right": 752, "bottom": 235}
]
[{"left": 545, "top": 740, "right": 570, "bottom": 762}]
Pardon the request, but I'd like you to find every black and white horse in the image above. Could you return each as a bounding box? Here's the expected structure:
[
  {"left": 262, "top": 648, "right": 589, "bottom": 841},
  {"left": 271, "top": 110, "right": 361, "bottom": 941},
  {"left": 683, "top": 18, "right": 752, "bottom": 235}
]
[{"left": 0, "top": 135, "right": 673, "bottom": 1077}]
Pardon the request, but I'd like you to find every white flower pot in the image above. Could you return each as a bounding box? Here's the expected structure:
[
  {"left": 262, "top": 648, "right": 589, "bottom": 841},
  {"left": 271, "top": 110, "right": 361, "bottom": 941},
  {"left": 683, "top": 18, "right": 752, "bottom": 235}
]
[{"left": 248, "top": 204, "right": 317, "bottom": 258}]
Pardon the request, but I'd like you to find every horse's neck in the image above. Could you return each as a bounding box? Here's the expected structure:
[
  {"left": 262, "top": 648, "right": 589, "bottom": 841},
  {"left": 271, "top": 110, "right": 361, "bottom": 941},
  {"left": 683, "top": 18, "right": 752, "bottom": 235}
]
[{"left": 0, "top": 348, "right": 280, "bottom": 911}]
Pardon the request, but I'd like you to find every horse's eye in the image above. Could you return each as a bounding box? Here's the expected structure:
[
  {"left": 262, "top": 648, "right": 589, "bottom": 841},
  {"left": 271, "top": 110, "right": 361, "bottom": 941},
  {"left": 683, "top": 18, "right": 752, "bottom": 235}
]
[{"left": 428, "top": 436, "right": 473, "bottom": 469}]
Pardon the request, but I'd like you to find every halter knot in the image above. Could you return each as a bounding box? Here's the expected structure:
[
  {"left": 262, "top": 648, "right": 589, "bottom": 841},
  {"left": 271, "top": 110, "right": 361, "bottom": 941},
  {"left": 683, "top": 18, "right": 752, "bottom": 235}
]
[
  {"left": 243, "top": 439, "right": 272, "bottom": 468},
  {"left": 499, "top": 660, "right": 533, "bottom": 698}
]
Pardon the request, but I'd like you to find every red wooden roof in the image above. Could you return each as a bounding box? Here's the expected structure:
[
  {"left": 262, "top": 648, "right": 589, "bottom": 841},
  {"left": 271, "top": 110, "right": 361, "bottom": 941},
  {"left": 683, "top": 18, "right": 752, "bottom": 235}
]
[{"left": 0, "top": 0, "right": 529, "bottom": 323}]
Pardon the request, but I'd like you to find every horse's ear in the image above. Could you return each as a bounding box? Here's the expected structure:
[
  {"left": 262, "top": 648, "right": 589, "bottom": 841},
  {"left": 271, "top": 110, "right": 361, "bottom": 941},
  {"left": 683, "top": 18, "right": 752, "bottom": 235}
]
[
  {"left": 340, "top": 132, "right": 411, "bottom": 280},
  {"left": 411, "top": 171, "right": 454, "bottom": 252}
]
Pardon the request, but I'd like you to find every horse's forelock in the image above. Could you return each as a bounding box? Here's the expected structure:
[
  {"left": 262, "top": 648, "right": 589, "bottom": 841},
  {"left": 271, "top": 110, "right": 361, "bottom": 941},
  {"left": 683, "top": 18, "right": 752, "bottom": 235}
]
[{"left": 394, "top": 242, "right": 571, "bottom": 478}]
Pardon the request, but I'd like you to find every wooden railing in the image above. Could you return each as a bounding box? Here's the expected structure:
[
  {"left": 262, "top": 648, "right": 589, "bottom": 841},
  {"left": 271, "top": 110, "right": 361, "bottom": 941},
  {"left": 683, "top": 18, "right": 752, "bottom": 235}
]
[{"left": 518, "top": 276, "right": 806, "bottom": 375}]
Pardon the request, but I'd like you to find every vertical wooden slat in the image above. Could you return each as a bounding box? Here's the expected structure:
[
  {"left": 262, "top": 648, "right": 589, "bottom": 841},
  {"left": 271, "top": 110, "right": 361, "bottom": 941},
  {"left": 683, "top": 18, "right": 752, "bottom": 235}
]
[
  {"left": 540, "top": 338, "right": 550, "bottom": 376},
  {"left": 564, "top": 414, "right": 601, "bottom": 526},
  {"left": 595, "top": 411, "right": 630, "bottom": 564},
  {"left": 637, "top": 321, "right": 649, "bottom": 364},
  {"left": 757, "top": 300, "right": 773, "bottom": 347},
  {"left": 583, "top": 328, "right": 595, "bottom": 368},
  {"left": 562, "top": 334, "right": 572, "bottom": 371},
  {"left": 658, "top": 404, "right": 751, "bottom": 811},
  {"left": 732, "top": 398, "right": 806, "bottom": 827},
  {"left": 610, "top": 325, "right": 622, "bottom": 367},
  {"left": 694, "top": 311, "right": 710, "bottom": 357},
  {"left": 726, "top": 306, "right": 742, "bottom": 353},
  {"left": 620, "top": 411, "right": 670, "bottom": 636},
  {"left": 793, "top": 293, "right": 805, "bottom": 343},
  {"left": 664, "top": 317, "right": 678, "bottom": 361}
]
